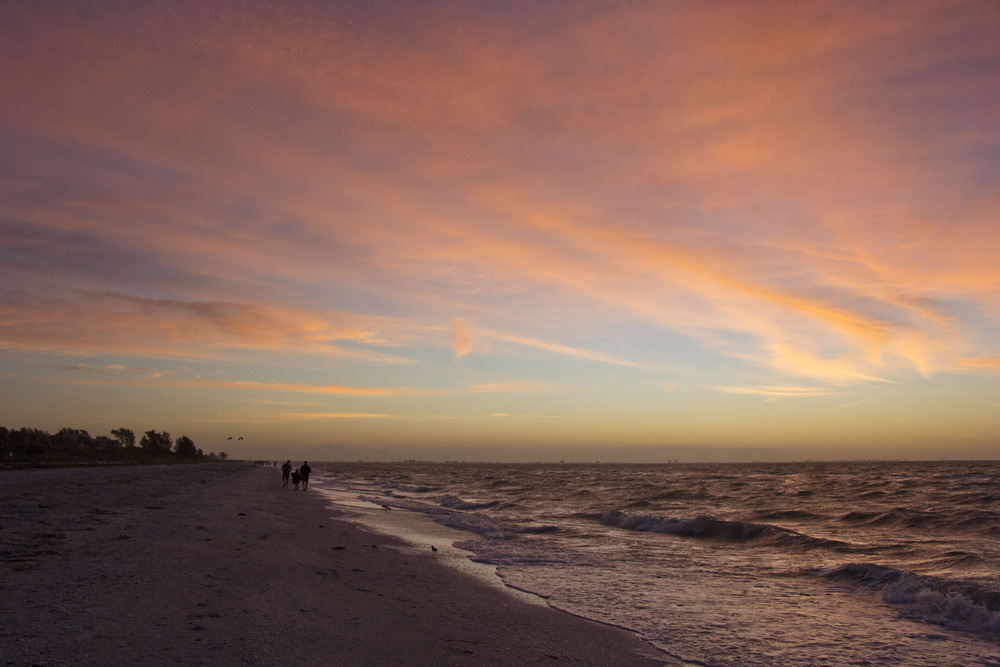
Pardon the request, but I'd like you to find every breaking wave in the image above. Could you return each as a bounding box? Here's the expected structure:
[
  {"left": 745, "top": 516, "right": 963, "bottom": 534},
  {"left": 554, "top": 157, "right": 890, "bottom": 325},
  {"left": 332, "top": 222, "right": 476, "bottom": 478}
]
[
  {"left": 439, "top": 495, "right": 500, "bottom": 510},
  {"left": 823, "top": 563, "right": 1000, "bottom": 638},
  {"left": 600, "top": 510, "right": 845, "bottom": 549}
]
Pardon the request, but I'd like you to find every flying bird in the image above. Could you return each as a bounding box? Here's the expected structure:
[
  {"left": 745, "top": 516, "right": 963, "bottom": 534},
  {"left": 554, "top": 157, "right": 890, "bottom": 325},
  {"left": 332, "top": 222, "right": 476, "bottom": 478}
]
[
  {"left": 238, "top": 436, "right": 243, "bottom": 441},
  {"left": 227, "top": 437, "right": 232, "bottom": 440}
]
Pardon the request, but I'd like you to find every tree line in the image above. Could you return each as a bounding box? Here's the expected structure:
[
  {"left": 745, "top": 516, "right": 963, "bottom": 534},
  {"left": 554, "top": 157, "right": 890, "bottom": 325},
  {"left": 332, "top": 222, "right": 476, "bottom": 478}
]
[{"left": 0, "top": 426, "right": 228, "bottom": 463}]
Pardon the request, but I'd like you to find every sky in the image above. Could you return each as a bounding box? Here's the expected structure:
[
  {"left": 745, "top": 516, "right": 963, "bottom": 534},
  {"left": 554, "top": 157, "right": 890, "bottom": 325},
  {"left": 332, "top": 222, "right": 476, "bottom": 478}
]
[{"left": 1, "top": 1, "right": 999, "bottom": 462}]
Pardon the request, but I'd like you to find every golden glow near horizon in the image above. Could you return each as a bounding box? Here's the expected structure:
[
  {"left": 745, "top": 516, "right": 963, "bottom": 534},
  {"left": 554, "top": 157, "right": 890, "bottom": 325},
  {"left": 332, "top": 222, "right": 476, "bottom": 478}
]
[{"left": 1, "top": 2, "right": 999, "bottom": 461}]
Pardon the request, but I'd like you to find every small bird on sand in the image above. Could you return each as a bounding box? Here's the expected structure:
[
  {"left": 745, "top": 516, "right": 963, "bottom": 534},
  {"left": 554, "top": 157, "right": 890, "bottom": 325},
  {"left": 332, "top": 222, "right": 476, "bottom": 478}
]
[
  {"left": 381, "top": 504, "right": 392, "bottom": 510},
  {"left": 430, "top": 546, "right": 438, "bottom": 552}
]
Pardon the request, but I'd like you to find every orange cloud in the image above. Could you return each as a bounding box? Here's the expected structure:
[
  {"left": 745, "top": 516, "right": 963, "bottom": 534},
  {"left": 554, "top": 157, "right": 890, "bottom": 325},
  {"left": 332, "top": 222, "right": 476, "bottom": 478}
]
[
  {"left": 715, "top": 385, "right": 853, "bottom": 399},
  {"left": 0, "top": 292, "right": 421, "bottom": 364},
  {"left": 406, "top": 186, "right": 993, "bottom": 384},
  {"left": 959, "top": 358, "right": 1000, "bottom": 372},
  {"left": 493, "top": 332, "right": 643, "bottom": 368},
  {"left": 450, "top": 318, "right": 642, "bottom": 368},
  {"left": 50, "top": 374, "right": 563, "bottom": 398},
  {"left": 468, "top": 381, "right": 565, "bottom": 394}
]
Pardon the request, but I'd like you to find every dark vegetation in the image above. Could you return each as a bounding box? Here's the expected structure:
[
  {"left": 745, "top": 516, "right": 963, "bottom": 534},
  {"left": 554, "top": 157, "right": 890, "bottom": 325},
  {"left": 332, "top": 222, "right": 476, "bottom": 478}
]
[{"left": 0, "top": 426, "right": 228, "bottom": 468}]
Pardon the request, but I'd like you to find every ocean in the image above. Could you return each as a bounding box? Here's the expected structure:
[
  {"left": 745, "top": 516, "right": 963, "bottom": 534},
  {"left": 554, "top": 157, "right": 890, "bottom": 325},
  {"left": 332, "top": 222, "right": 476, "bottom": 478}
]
[{"left": 312, "top": 461, "right": 1000, "bottom": 666}]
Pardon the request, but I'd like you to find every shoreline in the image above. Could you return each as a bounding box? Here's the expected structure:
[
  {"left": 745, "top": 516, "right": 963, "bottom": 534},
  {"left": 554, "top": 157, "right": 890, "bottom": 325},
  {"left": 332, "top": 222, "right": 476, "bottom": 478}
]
[{"left": 1, "top": 463, "right": 675, "bottom": 665}]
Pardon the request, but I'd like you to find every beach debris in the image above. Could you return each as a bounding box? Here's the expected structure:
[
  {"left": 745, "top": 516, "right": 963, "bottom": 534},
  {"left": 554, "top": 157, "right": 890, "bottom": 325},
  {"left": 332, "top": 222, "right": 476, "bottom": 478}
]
[
  {"left": 332, "top": 546, "right": 346, "bottom": 550},
  {"left": 13, "top": 561, "right": 37, "bottom": 572},
  {"left": 238, "top": 512, "right": 247, "bottom": 516},
  {"left": 381, "top": 504, "right": 392, "bottom": 510},
  {"left": 114, "top": 534, "right": 130, "bottom": 540}
]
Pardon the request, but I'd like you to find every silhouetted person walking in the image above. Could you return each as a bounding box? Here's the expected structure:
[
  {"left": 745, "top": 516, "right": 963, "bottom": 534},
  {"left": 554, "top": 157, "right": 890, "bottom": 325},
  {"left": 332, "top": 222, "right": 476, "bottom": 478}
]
[
  {"left": 281, "top": 460, "right": 291, "bottom": 488},
  {"left": 291, "top": 469, "right": 301, "bottom": 490},
  {"left": 300, "top": 461, "right": 312, "bottom": 490}
]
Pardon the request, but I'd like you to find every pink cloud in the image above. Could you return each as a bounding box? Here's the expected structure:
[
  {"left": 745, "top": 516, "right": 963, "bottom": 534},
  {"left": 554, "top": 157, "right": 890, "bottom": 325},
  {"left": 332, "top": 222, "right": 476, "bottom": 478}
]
[
  {"left": 1, "top": 1, "right": 997, "bottom": 395},
  {"left": 451, "top": 318, "right": 475, "bottom": 359}
]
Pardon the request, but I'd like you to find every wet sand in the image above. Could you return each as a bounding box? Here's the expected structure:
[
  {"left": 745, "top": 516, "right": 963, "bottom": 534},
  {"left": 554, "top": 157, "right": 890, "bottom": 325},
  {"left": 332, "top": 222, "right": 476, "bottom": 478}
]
[{"left": 0, "top": 463, "right": 674, "bottom": 666}]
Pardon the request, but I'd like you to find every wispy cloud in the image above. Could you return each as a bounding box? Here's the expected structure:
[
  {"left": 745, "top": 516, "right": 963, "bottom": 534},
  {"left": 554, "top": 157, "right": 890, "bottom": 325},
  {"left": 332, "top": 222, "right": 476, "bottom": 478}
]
[
  {"left": 495, "top": 332, "right": 644, "bottom": 368},
  {"left": 245, "top": 399, "right": 322, "bottom": 407},
  {"left": 53, "top": 376, "right": 446, "bottom": 397},
  {"left": 960, "top": 358, "right": 1000, "bottom": 371},
  {"left": 1, "top": 291, "right": 423, "bottom": 364},
  {"left": 50, "top": 375, "right": 562, "bottom": 397},
  {"left": 273, "top": 412, "right": 393, "bottom": 420},
  {"left": 468, "top": 381, "right": 566, "bottom": 394},
  {"left": 451, "top": 318, "right": 642, "bottom": 368},
  {"left": 716, "top": 385, "right": 853, "bottom": 400},
  {"left": 426, "top": 413, "right": 563, "bottom": 420},
  {"left": 451, "top": 318, "right": 474, "bottom": 359}
]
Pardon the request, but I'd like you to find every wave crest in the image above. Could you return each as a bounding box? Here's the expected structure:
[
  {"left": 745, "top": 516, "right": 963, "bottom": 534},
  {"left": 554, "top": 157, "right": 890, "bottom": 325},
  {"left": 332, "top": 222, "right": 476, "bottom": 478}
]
[
  {"left": 439, "top": 495, "right": 500, "bottom": 510},
  {"left": 823, "top": 562, "right": 1000, "bottom": 637},
  {"left": 600, "top": 510, "right": 842, "bottom": 549}
]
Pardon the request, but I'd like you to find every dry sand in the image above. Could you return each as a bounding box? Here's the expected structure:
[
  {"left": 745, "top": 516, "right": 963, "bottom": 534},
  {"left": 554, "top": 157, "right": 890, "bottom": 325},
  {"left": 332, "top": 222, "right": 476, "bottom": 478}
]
[{"left": 1, "top": 463, "right": 675, "bottom": 666}]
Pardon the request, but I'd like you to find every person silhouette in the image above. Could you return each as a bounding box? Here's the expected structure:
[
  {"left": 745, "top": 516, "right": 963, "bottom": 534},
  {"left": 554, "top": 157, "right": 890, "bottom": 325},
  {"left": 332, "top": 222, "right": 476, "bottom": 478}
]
[
  {"left": 291, "top": 468, "right": 301, "bottom": 490},
  {"left": 281, "top": 460, "right": 292, "bottom": 488},
  {"left": 300, "top": 461, "right": 312, "bottom": 490}
]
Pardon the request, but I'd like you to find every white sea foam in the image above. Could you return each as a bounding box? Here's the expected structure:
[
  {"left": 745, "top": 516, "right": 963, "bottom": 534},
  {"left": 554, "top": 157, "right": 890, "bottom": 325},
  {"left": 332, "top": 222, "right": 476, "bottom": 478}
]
[{"left": 824, "top": 562, "right": 1000, "bottom": 637}]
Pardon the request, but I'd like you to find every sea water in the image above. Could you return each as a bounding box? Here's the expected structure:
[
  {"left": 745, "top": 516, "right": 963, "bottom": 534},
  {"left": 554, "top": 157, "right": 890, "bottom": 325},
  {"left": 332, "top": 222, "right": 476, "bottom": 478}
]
[{"left": 313, "top": 461, "right": 1000, "bottom": 666}]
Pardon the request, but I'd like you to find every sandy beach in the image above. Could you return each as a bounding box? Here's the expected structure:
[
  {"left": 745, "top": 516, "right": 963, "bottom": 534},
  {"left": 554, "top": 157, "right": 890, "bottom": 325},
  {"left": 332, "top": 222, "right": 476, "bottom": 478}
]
[{"left": 0, "top": 463, "right": 673, "bottom": 666}]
